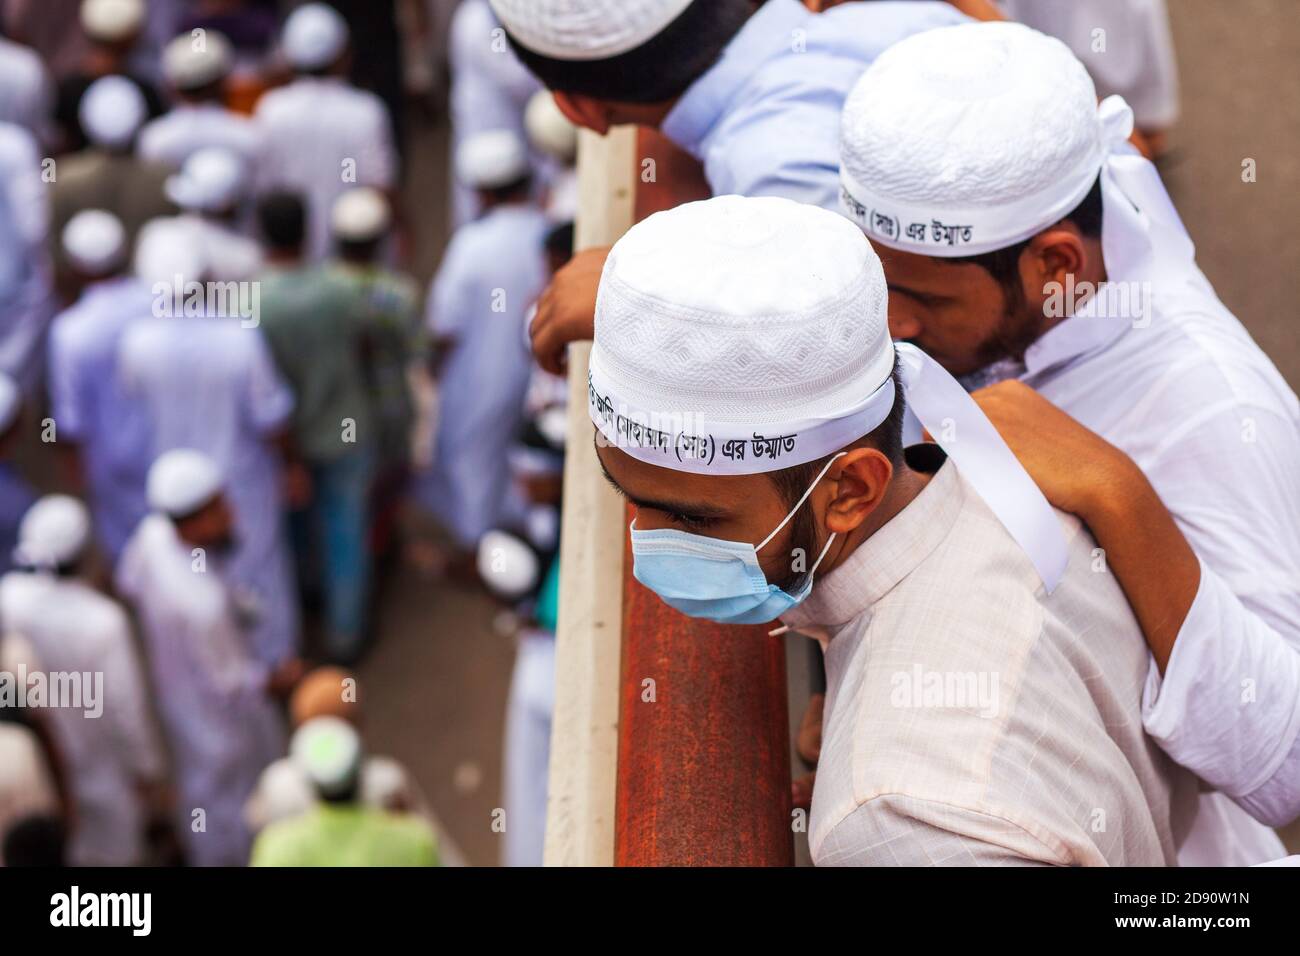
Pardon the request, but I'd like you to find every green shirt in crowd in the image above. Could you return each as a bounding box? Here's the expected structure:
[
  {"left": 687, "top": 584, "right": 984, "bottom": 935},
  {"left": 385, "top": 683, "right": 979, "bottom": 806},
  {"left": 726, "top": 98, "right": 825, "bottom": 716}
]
[
  {"left": 257, "top": 265, "right": 374, "bottom": 462},
  {"left": 250, "top": 803, "right": 440, "bottom": 867}
]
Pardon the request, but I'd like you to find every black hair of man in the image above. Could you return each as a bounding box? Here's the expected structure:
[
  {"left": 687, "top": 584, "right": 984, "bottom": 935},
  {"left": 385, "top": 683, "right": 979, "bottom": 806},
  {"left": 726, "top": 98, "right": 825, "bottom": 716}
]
[
  {"left": 257, "top": 191, "right": 307, "bottom": 252},
  {"left": 940, "top": 174, "right": 1105, "bottom": 299},
  {"left": 479, "top": 173, "right": 533, "bottom": 207},
  {"left": 764, "top": 357, "right": 905, "bottom": 593},
  {"left": 505, "top": 0, "right": 755, "bottom": 104},
  {"left": 2, "top": 815, "right": 67, "bottom": 867},
  {"left": 545, "top": 220, "right": 576, "bottom": 266}
]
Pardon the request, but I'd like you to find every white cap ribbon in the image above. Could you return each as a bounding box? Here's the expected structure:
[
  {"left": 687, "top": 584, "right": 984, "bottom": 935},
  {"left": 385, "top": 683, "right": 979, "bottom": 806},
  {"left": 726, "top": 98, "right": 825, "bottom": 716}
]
[{"left": 896, "top": 342, "right": 1069, "bottom": 594}]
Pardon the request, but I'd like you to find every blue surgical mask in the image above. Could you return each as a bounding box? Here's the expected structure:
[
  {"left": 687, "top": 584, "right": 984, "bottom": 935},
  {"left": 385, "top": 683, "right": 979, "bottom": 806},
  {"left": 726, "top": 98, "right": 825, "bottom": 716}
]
[{"left": 629, "top": 453, "right": 845, "bottom": 625}]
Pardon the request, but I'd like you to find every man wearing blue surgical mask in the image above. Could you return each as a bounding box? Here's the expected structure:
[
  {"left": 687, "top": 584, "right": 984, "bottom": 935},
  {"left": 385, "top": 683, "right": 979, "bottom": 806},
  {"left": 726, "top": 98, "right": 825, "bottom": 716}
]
[{"left": 588, "top": 194, "right": 1236, "bottom": 867}]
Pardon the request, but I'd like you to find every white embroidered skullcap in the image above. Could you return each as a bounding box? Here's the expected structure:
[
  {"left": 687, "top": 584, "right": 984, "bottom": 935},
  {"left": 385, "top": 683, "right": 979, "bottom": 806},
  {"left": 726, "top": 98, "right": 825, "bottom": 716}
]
[
  {"left": 477, "top": 530, "right": 541, "bottom": 601},
  {"left": 331, "top": 187, "right": 391, "bottom": 242},
  {"left": 489, "top": 0, "right": 694, "bottom": 60},
  {"left": 62, "top": 209, "right": 126, "bottom": 274},
  {"left": 16, "top": 495, "right": 90, "bottom": 569},
  {"left": 81, "top": 0, "right": 145, "bottom": 42},
  {"left": 291, "top": 716, "right": 362, "bottom": 796},
  {"left": 840, "top": 21, "right": 1129, "bottom": 257},
  {"left": 163, "top": 29, "right": 233, "bottom": 90},
  {"left": 0, "top": 373, "right": 19, "bottom": 434},
  {"left": 134, "top": 220, "right": 208, "bottom": 286},
  {"left": 165, "top": 147, "right": 247, "bottom": 212},
  {"left": 524, "top": 91, "right": 577, "bottom": 164},
  {"left": 79, "top": 75, "right": 146, "bottom": 148},
  {"left": 147, "top": 448, "right": 225, "bottom": 517},
  {"left": 589, "top": 195, "right": 894, "bottom": 476},
  {"left": 282, "top": 3, "right": 349, "bottom": 71},
  {"left": 455, "top": 129, "right": 530, "bottom": 190}
]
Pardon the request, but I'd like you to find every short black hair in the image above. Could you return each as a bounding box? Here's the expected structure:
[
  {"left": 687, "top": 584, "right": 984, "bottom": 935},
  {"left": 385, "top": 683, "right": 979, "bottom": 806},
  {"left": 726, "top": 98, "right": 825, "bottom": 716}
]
[
  {"left": 767, "top": 357, "right": 906, "bottom": 512},
  {"left": 506, "top": 0, "right": 754, "bottom": 104},
  {"left": 480, "top": 174, "right": 533, "bottom": 206},
  {"left": 942, "top": 174, "right": 1104, "bottom": 291},
  {"left": 257, "top": 191, "right": 307, "bottom": 250},
  {"left": 545, "top": 220, "right": 575, "bottom": 265}
]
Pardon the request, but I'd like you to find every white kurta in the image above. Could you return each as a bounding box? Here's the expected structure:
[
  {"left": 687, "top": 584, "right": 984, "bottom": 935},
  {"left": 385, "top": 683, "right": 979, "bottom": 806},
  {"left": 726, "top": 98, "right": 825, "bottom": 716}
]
[
  {"left": 447, "top": 0, "right": 541, "bottom": 226},
  {"left": 253, "top": 76, "right": 397, "bottom": 261},
  {"left": 785, "top": 462, "right": 1204, "bottom": 866},
  {"left": 1020, "top": 264, "right": 1300, "bottom": 859},
  {"left": 0, "top": 121, "right": 55, "bottom": 397},
  {"left": 47, "top": 277, "right": 155, "bottom": 562},
  {"left": 137, "top": 102, "right": 264, "bottom": 169},
  {"left": 421, "top": 203, "right": 549, "bottom": 548},
  {"left": 117, "top": 314, "right": 300, "bottom": 666},
  {"left": 116, "top": 513, "right": 285, "bottom": 867},
  {"left": 0, "top": 572, "right": 163, "bottom": 865}
]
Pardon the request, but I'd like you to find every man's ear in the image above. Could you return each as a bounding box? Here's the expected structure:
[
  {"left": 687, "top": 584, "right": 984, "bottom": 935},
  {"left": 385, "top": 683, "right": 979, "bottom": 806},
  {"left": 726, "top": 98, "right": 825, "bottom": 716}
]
[
  {"left": 553, "top": 92, "right": 611, "bottom": 136},
  {"left": 823, "top": 447, "right": 893, "bottom": 535},
  {"left": 1022, "top": 227, "right": 1087, "bottom": 314}
]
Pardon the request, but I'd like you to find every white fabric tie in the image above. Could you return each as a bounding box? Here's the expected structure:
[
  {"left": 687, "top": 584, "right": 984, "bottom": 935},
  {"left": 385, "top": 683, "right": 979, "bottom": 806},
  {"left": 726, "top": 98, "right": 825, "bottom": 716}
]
[{"left": 896, "top": 343, "right": 1069, "bottom": 594}]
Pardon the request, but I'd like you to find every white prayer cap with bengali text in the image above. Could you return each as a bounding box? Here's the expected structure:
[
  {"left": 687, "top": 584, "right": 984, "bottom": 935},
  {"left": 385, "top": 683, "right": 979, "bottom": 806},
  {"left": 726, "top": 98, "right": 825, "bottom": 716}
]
[
  {"left": 16, "top": 496, "right": 90, "bottom": 569},
  {"left": 331, "top": 187, "right": 391, "bottom": 242},
  {"left": 147, "top": 448, "right": 225, "bottom": 517},
  {"left": 524, "top": 91, "right": 577, "bottom": 164},
  {"left": 165, "top": 147, "right": 247, "bottom": 212},
  {"left": 839, "top": 20, "right": 1193, "bottom": 282},
  {"left": 282, "top": 3, "right": 349, "bottom": 71},
  {"left": 79, "top": 75, "right": 146, "bottom": 148},
  {"left": 489, "top": 0, "right": 694, "bottom": 61},
  {"left": 840, "top": 21, "right": 1114, "bottom": 257},
  {"left": 589, "top": 194, "right": 1070, "bottom": 591},
  {"left": 163, "top": 30, "right": 233, "bottom": 90},
  {"left": 62, "top": 209, "right": 126, "bottom": 274},
  {"left": 291, "top": 717, "right": 362, "bottom": 795},
  {"left": 589, "top": 194, "right": 895, "bottom": 477},
  {"left": 455, "top": 129, "right": 530, "bottom": 190},
  {"left": 81, "top": 0, "right": 145, "bottom": 42}
]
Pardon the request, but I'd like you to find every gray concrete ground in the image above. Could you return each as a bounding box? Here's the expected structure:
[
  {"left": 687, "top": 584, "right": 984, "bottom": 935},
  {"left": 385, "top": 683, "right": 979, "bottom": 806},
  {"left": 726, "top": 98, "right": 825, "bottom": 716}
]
[{"left": 322, "top": 0, "right": 1300, "bottom": 865}]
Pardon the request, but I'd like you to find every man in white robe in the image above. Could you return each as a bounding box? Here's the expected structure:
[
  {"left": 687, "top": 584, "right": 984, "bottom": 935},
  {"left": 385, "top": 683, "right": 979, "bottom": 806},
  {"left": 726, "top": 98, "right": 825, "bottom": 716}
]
[
  {"left": 117, "top": 449, "right": 290, "bottom": 866},
  {"left": 420, "top": 130, "right": 548, "bottom": 551},
  {"left": 835, "top": 20, "right": 1298, "bottom": 864},
  {"left": 253, "top": 4, "right": 397, "bottom": 261},
  {"left": 118, "top": 244, "right": 299, "bottom": 667},
  {"left": 1, "top": 495, "right": 164, "bottom": 865},
  {"left": 587, "top": 194, "right": 1205, "bottom": 865},
  {"left": 47, "top": 210, "right": 154, "bottom": 563}
]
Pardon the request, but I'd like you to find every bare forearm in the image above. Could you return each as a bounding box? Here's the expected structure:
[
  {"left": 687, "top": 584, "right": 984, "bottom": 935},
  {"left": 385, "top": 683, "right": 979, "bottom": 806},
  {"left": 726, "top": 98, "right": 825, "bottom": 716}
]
[{"left": 1086, "top": 460, "right": 1200, "bottom": 674}]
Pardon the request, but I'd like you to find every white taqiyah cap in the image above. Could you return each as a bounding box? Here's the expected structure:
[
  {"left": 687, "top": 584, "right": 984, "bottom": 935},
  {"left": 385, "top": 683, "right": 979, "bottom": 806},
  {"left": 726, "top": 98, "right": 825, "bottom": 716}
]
[
  {"left": 79, "top": 75, "right": 146, "bottom": 148},
  {"left": 524, "top": 91, "right": 577, "bottom": 164},
  {"left": 291, "top": 716, "right": 362, "bottom": 796},
  {"left": 163, "top": 29, "right": 233, "bottom": 90},
  {"left": 489, "top": 0, "right": 694, "bottom": 60},
  {"left": 165, "top": 147, "right": 248, "bottom": 212},
  {"left": 477, "top": 530, "right": 541, "bottom": 601},
  {"left": 840, "top": 21, "right": 1120, "bottom": 257},
  {"left": 455, "top": 129, "right": 530, "bottom": 190},
  {"left": 282, "top": 3, "right": 349, "bottom": 71},
  {"left": 331, "top": 187, "right": 391, "bottom": 242},
  {"left": 590, "top": 194, "right": 894, "bottom": 476},
  {"left": 0, "top": 373, "right": 19, "bottom": 435},
  {"left": 62, "top": 209, "right": 126, "bottom": 274},
  {"left": 590, "top": 194, "right": 1073, "bottom": 591},
  {"left": 81, "top": 0, "right": 145, "bottom": 42},
  {"left": 16, "top": 495, "right": 90, "bottom": 569},
  {"left": 147, "top": 448, "right": 224, "bottom": 517}
]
